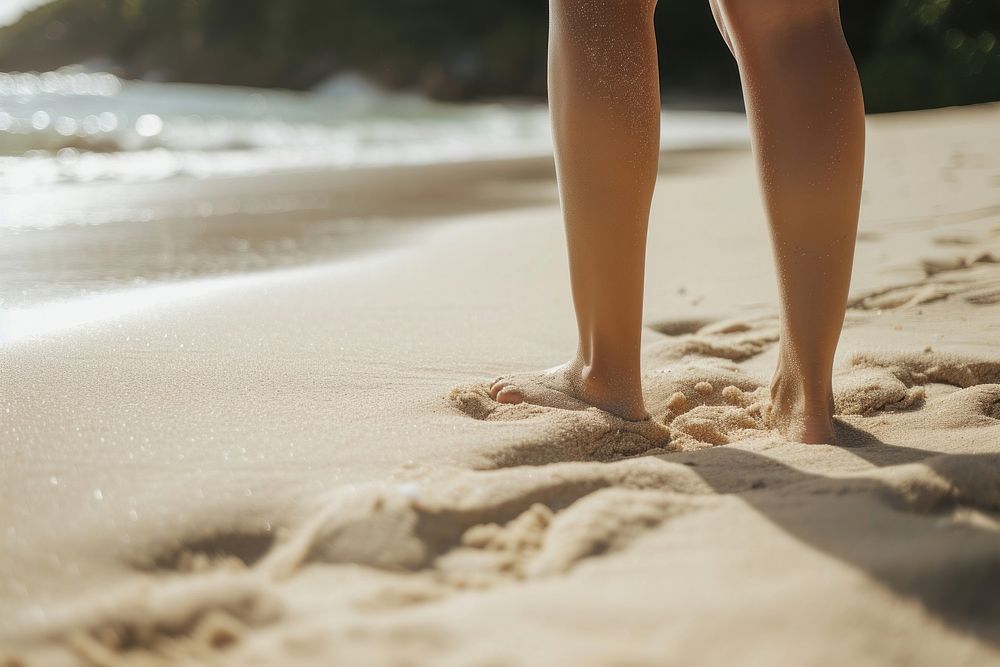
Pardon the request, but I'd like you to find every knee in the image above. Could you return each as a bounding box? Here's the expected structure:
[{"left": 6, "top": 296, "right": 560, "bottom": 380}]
[{"left": 715, "top": 0, "right": 839, "bottom": 51}]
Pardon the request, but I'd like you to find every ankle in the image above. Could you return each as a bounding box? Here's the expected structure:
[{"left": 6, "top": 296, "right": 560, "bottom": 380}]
[
  {"left": 564, "top": 353, "right": 647, "bottom": 420},
  {"left": 578, "top": 357, "right": 640, "bottom": 391},
  {"left": 773, "top": 349, "right": 833, "bottom": 392},
  {"left": 770, "top": 371, "right": 833, "bottom": 416}
]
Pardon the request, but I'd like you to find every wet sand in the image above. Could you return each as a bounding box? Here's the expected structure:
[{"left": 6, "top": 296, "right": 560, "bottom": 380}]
[{"left": 2, "top": 104, "right": 1000, "bottom": 666}]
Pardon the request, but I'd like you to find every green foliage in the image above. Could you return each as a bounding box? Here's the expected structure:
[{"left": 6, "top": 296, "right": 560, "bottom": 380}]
[
  {"left": 860, "top": 0, "right": 1000, "bottom": 111},
  {"left": 0, "top": 0, "right": 996, "bottom": 111}
]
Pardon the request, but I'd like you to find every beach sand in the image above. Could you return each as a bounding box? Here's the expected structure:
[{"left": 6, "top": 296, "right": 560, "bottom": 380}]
[{"left": 2, "top": 103, "right": 999, "bottom": 666}]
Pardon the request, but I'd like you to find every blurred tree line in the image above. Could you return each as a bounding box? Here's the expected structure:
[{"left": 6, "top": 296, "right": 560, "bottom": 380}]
[{"left": 1, "top": 0, "right": 997, "bottom": 112}]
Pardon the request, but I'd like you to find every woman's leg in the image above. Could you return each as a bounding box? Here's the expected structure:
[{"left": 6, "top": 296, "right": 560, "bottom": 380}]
[
  {"left": 712, "top": 0, "right": 865, "bottom": 442},
  {"left": 490, "top": 0, "right": 660, "bottom": 421}
]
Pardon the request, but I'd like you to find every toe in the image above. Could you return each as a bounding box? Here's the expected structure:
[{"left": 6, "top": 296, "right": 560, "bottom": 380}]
[
  {"left": 495, "top": 385, "right": 524, "bottom": 405},
  {"left": 490, "top": 376, "right": 519, "bottom": 399}
]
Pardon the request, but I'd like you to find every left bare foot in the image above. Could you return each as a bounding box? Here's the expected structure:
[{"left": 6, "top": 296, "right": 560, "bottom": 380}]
[{"left": 489, "top": 358, "right": 649, "bottom": 421}]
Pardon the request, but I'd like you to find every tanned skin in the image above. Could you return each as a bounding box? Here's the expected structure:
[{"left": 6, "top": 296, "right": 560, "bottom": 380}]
[{"left": 490, "top": 0, "right": 865, "bottom": 444}]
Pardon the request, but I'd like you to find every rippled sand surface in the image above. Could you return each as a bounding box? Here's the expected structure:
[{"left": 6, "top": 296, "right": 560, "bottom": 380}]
[{"left": 2, "top": 104, "right": 999, "bottom": 666}]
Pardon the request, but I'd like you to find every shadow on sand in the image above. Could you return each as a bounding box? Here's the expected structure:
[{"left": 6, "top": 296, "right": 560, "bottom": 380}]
[{"left": 656, "top": 419, "right": 1000, "bottom": 647}]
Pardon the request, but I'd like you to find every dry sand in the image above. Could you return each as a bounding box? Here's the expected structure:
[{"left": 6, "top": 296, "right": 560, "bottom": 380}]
[{"left": 2, "top": 104, "right": 1000, "bottom": 666}]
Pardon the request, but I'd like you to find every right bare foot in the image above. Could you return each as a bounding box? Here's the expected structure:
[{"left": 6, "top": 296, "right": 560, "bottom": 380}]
[
  {"left": 489, "top": 359, "right": 649, "bottom": 422},
  {"left": 765, "top": 358, "right": 837, "bottom": 444}
]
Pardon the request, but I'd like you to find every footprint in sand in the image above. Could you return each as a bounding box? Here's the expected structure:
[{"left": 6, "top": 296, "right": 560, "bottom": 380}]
[
  {"left": 448, "top": 382, "right": 675, "bottom": 465},
  {"left": 27, "top": 567, "right": 282, "bottom": 665},
  {"left": 328, "top": 458, "right": 717, "bottom": 595},
  {"left": 835, "top": 351, "right": 1000, "bottom": 425},
  {"left": 850, "top": 228, "right": 1000, "bottom": 311},
  {"left": 144, "top": 530, "right": 278, "bottom": 573},
  {"left": 644, "top": 317, "right": 717, "bottom": 337},
  {"left": 641, "top": 316, "right": 778, "bottom": 448},
  {"left": 644, "top": 315, "right": 779, "bottom": 363},
  {"left": 439, "top": 487, "right": 712, "bottom": 585},
  {"left": 450, "top": 316, "right": 780, "bottom": 454}
]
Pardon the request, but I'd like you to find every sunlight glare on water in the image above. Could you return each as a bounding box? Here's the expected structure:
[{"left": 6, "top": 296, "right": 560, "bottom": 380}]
[
  {"left": 0, "top": 69, "right": 748, "bottom": 191},
  {"left": 0, "top": 69, "right": 559, "bottom": 188}
]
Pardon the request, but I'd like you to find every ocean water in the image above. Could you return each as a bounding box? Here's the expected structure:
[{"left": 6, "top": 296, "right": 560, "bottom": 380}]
[
  {"left": 0, "top": 68, "right": 750, "bottom": 316},
  {"left": 0, "top": 69, "right": 561, "bottom": 190},
  {"left": 0, "top": 68, "right": 748, "bottom": 192}
]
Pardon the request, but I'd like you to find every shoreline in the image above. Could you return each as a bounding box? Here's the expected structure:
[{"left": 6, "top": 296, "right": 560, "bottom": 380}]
[{"left": 1, "top": 117, "right": 750, "bottom": 310}]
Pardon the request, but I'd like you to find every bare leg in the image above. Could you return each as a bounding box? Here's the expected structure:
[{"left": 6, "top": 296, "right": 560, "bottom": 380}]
[
  {"left": 712, "top": 0, "right": 865, "bottom": 442},
  {"left": 490, "top": 0, "right": 660, "bottom": 421}
]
